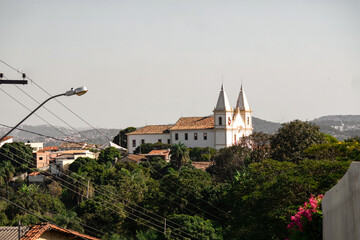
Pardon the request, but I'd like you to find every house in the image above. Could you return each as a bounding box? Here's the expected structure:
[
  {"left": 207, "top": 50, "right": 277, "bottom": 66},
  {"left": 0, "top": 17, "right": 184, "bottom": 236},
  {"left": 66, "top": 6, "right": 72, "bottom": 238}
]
[
  {"left": 59, "top": 142, "right": 97, "bottom": 151},
  {"left": 54, "top": 150, "right": 96, "bottom": 170},
  {"left": 25, "top": 142, "right": 44, "bottom": 153},
  {"left": 145, "top": 149, "right": 171, "bottom": 161},
  {"left": 28, "top": 172, "right": 46, "bottom": 183},
  {"left": 0, "top": 222, "right": 100, "bottom": 240},
  {"left": 191, "top": 161, "right": 214, "bottom": 171},
  {"left": 127, "top": 85, "right": 253, "bottom": 153},
  {"left": 120, "top": 154, "right": 147, "bottom": 164},
  {"left": 0, "top": 136, "right": 13, "bottom": 148},
  {"left": 35, "top": 147, "right": 60, "bottom": 169}
]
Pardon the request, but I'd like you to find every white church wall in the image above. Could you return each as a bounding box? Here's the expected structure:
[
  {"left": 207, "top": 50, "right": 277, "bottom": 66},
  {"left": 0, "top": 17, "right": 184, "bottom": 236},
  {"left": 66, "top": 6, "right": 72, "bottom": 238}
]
[
  {"left": 171, "top": 130, "right": 215, "bottom": 149},
  {"left": 128, "top": 134, "right": 171, "bottom": 153}
]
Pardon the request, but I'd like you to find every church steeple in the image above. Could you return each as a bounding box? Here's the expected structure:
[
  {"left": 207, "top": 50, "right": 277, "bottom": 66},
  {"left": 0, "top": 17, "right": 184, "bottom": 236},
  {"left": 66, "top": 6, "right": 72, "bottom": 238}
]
[
  {"left": 214, "top": 84, "right": 231, "bottom": 111},
  {"left": 236, "top": 85, "right": 250, "bottom": 111}
]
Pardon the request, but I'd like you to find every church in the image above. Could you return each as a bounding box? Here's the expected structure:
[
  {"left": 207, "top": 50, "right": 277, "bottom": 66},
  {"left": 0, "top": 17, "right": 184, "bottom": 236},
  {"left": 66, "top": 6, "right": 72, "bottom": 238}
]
[{"left": 127, "top": 85, "right": 253, "bottom": 153}]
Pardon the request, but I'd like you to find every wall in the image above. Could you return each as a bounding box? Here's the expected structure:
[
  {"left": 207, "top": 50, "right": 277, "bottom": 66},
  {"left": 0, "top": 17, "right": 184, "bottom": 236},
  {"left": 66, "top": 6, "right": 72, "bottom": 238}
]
[
  {"left": 127, "top": 134, "right": 171, "bottom": 153},
  {"left": 322, "top": 162, "right": 360, "bottom": 240},
  {"left": 171, "top": 129, "right": 215, "bottom": 149}
]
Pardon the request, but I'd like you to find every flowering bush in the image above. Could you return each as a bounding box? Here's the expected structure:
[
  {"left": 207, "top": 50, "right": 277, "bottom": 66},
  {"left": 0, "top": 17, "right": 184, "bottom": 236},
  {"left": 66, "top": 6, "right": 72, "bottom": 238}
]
[{"left": 286, "top": 194, "right": 324, "bottom": 240}]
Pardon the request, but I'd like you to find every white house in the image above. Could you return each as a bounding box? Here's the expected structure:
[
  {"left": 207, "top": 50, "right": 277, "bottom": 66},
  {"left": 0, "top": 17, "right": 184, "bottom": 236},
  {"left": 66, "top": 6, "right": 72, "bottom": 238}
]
[
  {"left": 127, "top": 85, "right": 253, "bottom": 153},
  {"left": 0, "top": 136, "right": 13, "bottom": 148}
]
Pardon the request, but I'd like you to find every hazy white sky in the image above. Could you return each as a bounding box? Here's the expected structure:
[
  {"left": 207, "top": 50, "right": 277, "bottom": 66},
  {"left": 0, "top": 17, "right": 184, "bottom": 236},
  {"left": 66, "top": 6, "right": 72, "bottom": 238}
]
[{"left": 1, "top": 0, "right": 359, "bottom": 129}]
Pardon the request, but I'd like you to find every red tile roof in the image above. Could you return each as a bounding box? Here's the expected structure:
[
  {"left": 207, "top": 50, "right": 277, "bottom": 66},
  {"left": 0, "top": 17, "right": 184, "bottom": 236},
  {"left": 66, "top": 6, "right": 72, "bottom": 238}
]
[
  {"left": 146, "top": 149, "right": 170, "bottom": 156},
  {"left": 191, "top": 161, "right": 213, "bottom": 171},
  {"left": 0, "top": 136, "right": 13, "bottom": 143},
  {"left": 170, "top": 116, "right": 214, "bottom": 130},
  {"left": 21, "top": 222, "right": 99, "bottom": 240},
  {"left": 123, "top": 154, "right": 147, "bottom": 162},
  {"left": 28, "top": 172, "right": 40, "bottom": 176},
  {"left": 42, "top": 146, "right": 58, "bottom": 151},
  {"left": 127, "top": 125, "right": 172, "bottom": 135}
]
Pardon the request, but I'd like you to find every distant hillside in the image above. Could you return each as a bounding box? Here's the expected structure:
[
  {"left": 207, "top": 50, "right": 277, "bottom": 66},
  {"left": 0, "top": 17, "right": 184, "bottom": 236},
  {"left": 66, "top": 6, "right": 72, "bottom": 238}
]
[
  {"left": 312, "top": 115, "right": 360, "bottom": 140},
  {"left": 1, "top": 115, "right": 359, "bottom": 146},
  {"left": 0, "top": 124, "right": 120, "bottom": 147},
  {"left": 252, "top": 117, "right": 281, "bottom": 134}
]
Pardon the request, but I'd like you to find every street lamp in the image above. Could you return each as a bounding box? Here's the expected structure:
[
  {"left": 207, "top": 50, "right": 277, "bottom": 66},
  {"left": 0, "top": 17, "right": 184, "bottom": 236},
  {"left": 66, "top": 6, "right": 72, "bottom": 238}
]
[{"left": 0, "top": 86, "right": 88, "bottom": 142}]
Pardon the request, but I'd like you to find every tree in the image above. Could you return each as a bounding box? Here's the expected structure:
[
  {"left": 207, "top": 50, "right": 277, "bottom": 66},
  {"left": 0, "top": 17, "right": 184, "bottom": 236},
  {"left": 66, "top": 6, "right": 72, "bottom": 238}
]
[
  {"left": 99, "top": 147, "right": 121, "bottom": 165},
  {"left": 113, "top": 127, "right": 136, "bottom": 148},
  {"left": 0, "top": 142, "right": 33, "bottom": 173},
  {"left": 271, "top": 120, "right": 325, "bottom": 162},
  {"left": 166, "top": 214, "right": 223, "bottom": 240},
  {"left": 241, "top": 132, "right": 271, "bottom": 163},
  {"left": 208, "top": 145, "right": 251, "bottom": 182},
  {"left": 189, "top": 147, "right": 216, "bottom": 161},
  {"left": 170, "top": 143, "right": 190, "bottom": 169},
  {"left": 134, "top": 142, "right": 171, "bottom": 154},
  {"left": 0, "top": 161, "right": 15, "bottom": 199}
]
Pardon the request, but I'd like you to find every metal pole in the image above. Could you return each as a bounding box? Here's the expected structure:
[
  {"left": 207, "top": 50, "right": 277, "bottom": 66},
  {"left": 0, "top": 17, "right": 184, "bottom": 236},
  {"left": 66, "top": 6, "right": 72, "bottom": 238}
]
[
  {"left": 18, "top": 220, "right": 21, "bottom": 240},
  {"left": 0, "top": 93, "right": 65, "bottom": 143},
  {"left": 86, "top": 180, "right": 90, "bottom": 199},
  {"left": 164, "top": 218, "right": 166, "bottom": 235}
]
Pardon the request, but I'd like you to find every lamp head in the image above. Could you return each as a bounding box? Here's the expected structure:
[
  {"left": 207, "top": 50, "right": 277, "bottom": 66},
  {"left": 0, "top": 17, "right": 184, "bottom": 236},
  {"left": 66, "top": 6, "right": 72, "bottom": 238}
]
[{"left": 65, "top": 86, "right": 88, "bottom": 96}]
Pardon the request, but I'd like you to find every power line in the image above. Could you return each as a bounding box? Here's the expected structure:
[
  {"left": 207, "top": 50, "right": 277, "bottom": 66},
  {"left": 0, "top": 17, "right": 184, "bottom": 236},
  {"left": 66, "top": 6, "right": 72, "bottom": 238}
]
[
  {"left": 0, "top": 87, "right": 70, "bottom": 138},
  {"left": 0, "top": 59, "right": 112, "bottom": 143},
  {"left": 0, "top": 123, "right": 80, "bottom": 143},
  {"left": 0, "top": 196, "right": 94, "bottom": 240},
  {"left": 0, "top": 147, "right": 192, "bottom": 240},
  {"left": 0, "top": 188, "right": 107, "bottom": 238}
]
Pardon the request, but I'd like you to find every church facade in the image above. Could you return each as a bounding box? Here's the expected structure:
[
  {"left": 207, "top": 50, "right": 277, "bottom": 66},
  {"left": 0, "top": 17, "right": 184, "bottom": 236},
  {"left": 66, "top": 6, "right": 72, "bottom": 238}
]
[{"left": 127, "top": 85, "right": 253, "bottom": 153}]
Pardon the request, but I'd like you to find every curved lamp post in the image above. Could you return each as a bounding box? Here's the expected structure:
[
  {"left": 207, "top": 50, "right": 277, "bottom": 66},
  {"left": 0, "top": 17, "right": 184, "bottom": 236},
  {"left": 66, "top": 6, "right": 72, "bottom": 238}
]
[{"left": 0, "top": 86, "right": 88, "bottom": 142}]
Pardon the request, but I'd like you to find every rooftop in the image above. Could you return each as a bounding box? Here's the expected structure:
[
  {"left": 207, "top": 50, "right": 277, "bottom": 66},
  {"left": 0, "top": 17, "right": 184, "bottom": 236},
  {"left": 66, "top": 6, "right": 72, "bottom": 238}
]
[
  {"left": 22, "top": 222, "right": 100, "bottom": 240},
  {"left": 146, "top": 149, "right": 170, "bottom": 156},
  {"left": 0, "top": 136, "right": 13, "bottom": 143},
  {"left": 170, "top": 116, "right": 214, "bottom": 130},
  {"left": 127, "top": 125, "right": 172, "bottom": 135}
]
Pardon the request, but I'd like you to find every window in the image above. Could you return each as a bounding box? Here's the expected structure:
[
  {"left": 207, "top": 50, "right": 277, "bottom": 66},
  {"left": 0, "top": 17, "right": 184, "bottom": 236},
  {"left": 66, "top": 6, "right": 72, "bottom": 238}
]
[
  {"left": 175, "top": 133, "right": 179, "bottom": 140},
  {"left": 203, "top": 133, "right": 207, "bottom": 140},
  {"left": 39, "top": 157, "right": 43, "bottom": 160},
  {"left": 167, "top": 139, "right": 171, "bottom": 144},
  {"left": 247, "top": 117, "right": 250, "bottom": 125},
  {"left": 194, "top": 133, "right": 198, "bottom": 140},
  {"left": 158, "top": 139, "right": 162, "bottom": 143},
  {"left": 141, "top": 139, "right": 145, "bottom": 144},
  {"left": 219, "top": 117, "right": 222, "bottom": 125},
  {"left": 132, "top": 140, "right": 136, "bottom": 147},
  {"left": 185, "top": 133, "right": 188, "bottom": 140}
]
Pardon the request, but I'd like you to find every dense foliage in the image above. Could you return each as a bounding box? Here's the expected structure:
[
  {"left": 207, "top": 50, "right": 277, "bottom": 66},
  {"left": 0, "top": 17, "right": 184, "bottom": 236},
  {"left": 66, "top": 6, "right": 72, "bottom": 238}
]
[{"left": 0, "top": 120, "right": 358, "bottom": 239}]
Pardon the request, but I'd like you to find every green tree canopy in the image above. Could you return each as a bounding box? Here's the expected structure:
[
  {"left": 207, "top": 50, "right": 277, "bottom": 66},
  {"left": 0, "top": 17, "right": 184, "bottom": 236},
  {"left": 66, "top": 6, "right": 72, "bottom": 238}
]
[
  {"left": 98, "top": 147, "right": 121, "bottom": 165},
  {"left": 170, "top": 142, "right": 190, "bottom": 169},
  {"left": 270, "top": 120, "right": 325, "bottom": 162}
]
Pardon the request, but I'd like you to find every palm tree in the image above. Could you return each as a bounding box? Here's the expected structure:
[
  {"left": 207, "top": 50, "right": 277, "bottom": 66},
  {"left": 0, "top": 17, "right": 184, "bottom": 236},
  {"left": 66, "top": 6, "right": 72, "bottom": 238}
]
[
  {"left": 68, "top": 172, "right": 94, "bottom": 204},
  {"left": 170, "top": 142, "right": 190, "bottom": 169},
  {"left": 0, "top": 161, "right": 15, "bottom": 199}
]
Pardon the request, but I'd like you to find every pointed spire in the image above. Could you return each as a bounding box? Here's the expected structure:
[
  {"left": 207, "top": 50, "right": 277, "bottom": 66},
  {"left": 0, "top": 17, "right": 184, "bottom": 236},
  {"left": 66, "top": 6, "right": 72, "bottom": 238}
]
[
  {"left": 215, "top": 84, "right": 231, "bottom": 111},
  {"left": 236, "top": 86, "right": 250, "bottom": 111}
]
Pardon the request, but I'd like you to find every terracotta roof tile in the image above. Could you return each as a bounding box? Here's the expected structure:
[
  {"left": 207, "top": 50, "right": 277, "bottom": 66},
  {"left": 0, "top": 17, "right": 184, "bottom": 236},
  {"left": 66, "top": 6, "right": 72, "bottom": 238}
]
[
  {"left": 146, "top": 149, "right": 170, "bottom": 156},
  {"left": 191, "top": 161, "right": 213, "bottom": 171},
  {"left": 43, "top": 146, "right": 58, "bottom": 151},
  {"left": 170, "top": 116, "right": 214, "bottom": 130},
  {"left": 123, "top": 154, "right": 147, "bottom": 162},
  {"left": 0, "top": 136, "right": 13, "bottom": 143},
  {"left": 127, "top": 125, "right": 172, "bottom": 135},
  {"left": 21, "top": 222, "right": 100, "bottom": 240},
  {"left": 59, "top": 142, "right": 87, "bottom": 149}
]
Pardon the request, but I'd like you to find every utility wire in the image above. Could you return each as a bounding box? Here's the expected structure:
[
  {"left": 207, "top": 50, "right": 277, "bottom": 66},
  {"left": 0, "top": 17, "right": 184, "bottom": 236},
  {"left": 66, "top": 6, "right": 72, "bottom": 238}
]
[
  {"left": 2, "top": 131, "right": 204, "bottom": 237},
  {"left": 0, "top": 59, "right": 112, "bottom": 143},
  {"left": 0, "top": 87, "right": 70, "bottom": 138},
  {"left": 0, "top": 151, "right": 179, "bottom": 239},
  {"left": 0, "top": 123, "right": 80, "bottom": 143},
  {"left": 0, "top": 188, "right": 106, "bottom": 238},
  {"left": 0, "top": 148, "right": 190, "bottom": 240},
  {"left": 0, "top": 196, "right": 94, "bottom": 240},
  {"left": 12, "top": 83, "right": 98, "bottom": 144}
]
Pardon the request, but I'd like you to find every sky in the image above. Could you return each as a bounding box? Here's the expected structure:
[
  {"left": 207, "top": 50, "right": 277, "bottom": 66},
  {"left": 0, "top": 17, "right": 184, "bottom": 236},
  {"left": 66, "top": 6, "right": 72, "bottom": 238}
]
[{"left": 1, "top": 0, "right": 359, "bottom": 129}]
